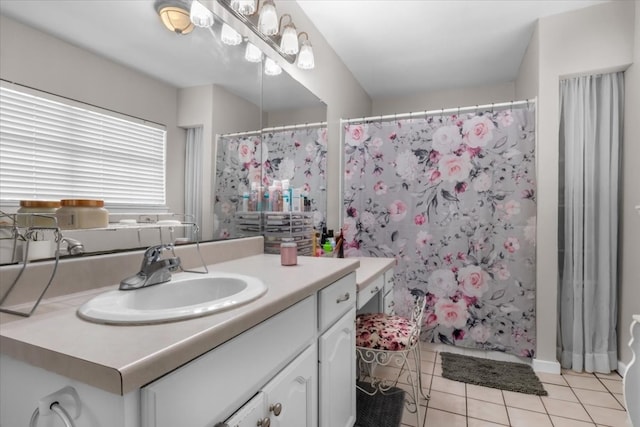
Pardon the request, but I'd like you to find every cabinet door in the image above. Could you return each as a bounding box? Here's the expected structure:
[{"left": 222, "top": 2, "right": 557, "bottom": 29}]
[
  {"left": 318, "top": 308, "right": 356, "bottom": 427},
  {"left": 224, "top": 392, "right": 267, "bottom": 427},
  {"left": 262, "top": 344, "right": 317, "bottom": 427}
]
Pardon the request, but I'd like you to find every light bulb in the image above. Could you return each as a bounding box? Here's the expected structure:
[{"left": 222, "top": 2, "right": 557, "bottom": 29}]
[
  {"left": 245, "top": 42, "right": 263, "bottom": 63},
  {"left": 280, "top": 24, "right": 299, "bottom": 55},
  {"left": 258, "top": 0, "right": 278, "bottom": 36},
  {"left": 190, "top": 0, "right": 214, "bottom": 28},
  {"left": 297, "top": 40, "right": 315, "bottom": 70},
  {"left": 231, "top": 0, "right": 256, "bottom": 15},
  {"left": 221, "top": 23, "right": 242, "bottom": 46},
  {"left": 264, "top": 57, "right": 282, "bottom": 76}
]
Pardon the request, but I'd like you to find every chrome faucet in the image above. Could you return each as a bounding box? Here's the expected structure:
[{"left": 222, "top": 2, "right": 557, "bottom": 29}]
[{"left": 119, "top": 244, "right": 181, "bottom": 290}]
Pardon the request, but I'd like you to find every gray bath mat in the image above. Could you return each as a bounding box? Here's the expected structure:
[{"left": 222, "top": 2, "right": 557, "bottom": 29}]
[
  {"left": 355, "top": 381, "right": 405, "bottom": 427},
  {"left": 441, "top": 352, "right": 548, "bottom": 396}
]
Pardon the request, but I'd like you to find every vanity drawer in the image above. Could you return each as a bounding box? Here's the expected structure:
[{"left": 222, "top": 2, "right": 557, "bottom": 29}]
[
  {"left": 318, "top": 272, "right": 356, "bottom": 332},
  {"left": 384, "top": 269, "right": 394, "bottom": 294},
  {"left": 357, "top": 275, "right": 384, "bottom": 310}
]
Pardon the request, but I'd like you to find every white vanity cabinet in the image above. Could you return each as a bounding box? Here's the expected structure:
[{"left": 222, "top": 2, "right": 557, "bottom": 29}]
[
  {"left": 318, "top": 273, "right": 357, "bottom": 427},
  {"left": 383, "top": 269, "right": 395, "bottom": 315}
]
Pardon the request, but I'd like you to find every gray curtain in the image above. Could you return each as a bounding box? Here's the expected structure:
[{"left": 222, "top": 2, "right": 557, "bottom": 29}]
[
  {"left": 185, "top": 127, "right": 203, "bottom": 241},
  {"left": 558, "top": 72, "right": 624, "bottom": 373}
]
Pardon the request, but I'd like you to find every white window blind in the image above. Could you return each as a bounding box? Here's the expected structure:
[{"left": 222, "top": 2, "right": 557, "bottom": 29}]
[{"left": 0, "top": 85, "right": 166, "bottom": 207}]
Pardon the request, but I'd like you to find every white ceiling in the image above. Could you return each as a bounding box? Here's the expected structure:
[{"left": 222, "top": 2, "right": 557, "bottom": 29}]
[
  {"left": 0, "top": 0, "right": 612, "bottom": 107},
  {"left": 297, "top": 0, "right": 611, "bottom": 98}
]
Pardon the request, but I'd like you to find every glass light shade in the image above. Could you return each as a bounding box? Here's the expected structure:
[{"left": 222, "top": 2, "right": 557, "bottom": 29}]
[
  {"left": 190, "top": 0, "right": 214, "bottom": 28},
  {"left": 158, "top": 5, "right": 194, "bottom": 34},
  {"left": 245, "top": 42, "right": 263, "bottom": 63},
  {"left": 221, "top": 23, "right": 242, "bottom": 46},
  {"left": 297, "top": 40, "right": 315, "bottom": 70},
  {"left": 258, "top": 0, "right": 278, "bottom": 36},
  {"left": 231, "top": 0, "right": 256, "bottom": 15},
  {"left": 264, "top": 58, "right": 282, "bottom": 76},
  {"left": 280, "top": 24, "right": 299, "bottom": 54}
]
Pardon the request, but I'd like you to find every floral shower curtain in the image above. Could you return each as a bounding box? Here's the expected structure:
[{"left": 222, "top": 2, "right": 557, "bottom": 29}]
[
  {"left": 213, "top": 126, "right": 328, "bottom": 239},
  {"left": 343, "top": 105, "right": 537, "bottom": 357}
]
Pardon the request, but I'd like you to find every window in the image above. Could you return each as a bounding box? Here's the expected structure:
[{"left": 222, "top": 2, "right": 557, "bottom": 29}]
[{"left": 0, "top": 84, "right": 166, "bottom": 209}]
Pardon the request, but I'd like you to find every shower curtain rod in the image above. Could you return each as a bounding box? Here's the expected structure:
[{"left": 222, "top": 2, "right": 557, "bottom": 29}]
[
  {"left": 219, "top": 121, "right": 327, "bottom": 138},
  {"left": 341, "top": 98, "right": 535, "bottom": 125}
]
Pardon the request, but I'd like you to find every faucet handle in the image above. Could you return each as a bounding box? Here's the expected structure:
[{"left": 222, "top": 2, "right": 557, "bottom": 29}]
[{"left": 143, "top": 244, "right": 174, "bottom": 264}]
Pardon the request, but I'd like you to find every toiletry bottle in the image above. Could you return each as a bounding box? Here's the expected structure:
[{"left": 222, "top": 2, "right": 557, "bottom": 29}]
[
  {"left": 242, "top": 191, "right": 249, "bottom": 211},
  {"left": 323, "top": 241, "right": 333, "bottom": 257},
  {"left": 249, "top": 182, "right": 258, "bottom": 211},
  {"left": 282, "top": 180, "right": 291, "bottom": 212},
  {"left": 257, "top": 185, "right": 264, "bottom": 211},
  {"left": 280, "top": 238, "right": 297, "bottom": 266},
  {"left": 273, "top": 180, "right": 282, "bottom": 212},
  {"left": 292, "top": 188, "right": 302, "bottom": 212},
  {"left": 262, "top": 188, "right": 269, "bottom": 212},
  {"left": 267, "top": 186, "right": 276, "bottom": 211},
  {"left": 336, "top": 229, "right": 344, "bottom": 258}
]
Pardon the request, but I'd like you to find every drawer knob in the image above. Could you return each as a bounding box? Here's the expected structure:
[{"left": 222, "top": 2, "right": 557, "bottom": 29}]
[
  {"left": 336, "top": 292, "right": 350, "bottom": 303},
  {"left": 371, "top": 286, "right": 380, "bottom": 294},
  {"left": 257, "top": 417, "right": 271, "bottom": 427},
  {"left": 269, "top": 402, "right": 282, "bottom": 416}
]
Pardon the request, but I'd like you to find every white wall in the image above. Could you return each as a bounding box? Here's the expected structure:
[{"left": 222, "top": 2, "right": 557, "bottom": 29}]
[
  {"left": 0, "top": 15, "right": 184, "bottom": 215},
  {"left": 516, "top": 1, "right": 636, "bottom": 369},
  {"left": 372, "top": 82, "right": 516, "bottom": 116},
  {"left": 619, "top": 0, "right": 640, "bottom": 367},
  {"left": 266, "top": 104, "right": 327, "bottom": 128}
]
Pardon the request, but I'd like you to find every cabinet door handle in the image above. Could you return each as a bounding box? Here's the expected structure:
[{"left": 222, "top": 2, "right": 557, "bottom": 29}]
[
  {"left": 370, "top": 286, "right": 380, "bottom": 294},
  {"left": 257, "top": 417, "right": 271, "bottom": 427},
  {"left": 336, "top": 292, "right": 350, "bottom": 303},
  {"left": 269, "top": 402, "right": 282, "bottom": 416}
]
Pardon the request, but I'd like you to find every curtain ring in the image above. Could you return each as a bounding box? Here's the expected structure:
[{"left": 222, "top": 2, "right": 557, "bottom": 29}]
[
  {"left": 491, "top": 103, "right": 495, "bottom": 113},
  {"left": 510, "top": 100, "right": 514, "bottom": 111}
]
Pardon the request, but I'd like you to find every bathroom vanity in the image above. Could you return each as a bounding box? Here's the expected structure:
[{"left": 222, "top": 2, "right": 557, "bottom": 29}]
[{"left": 0, "top": 238, "right": 363, "bottom": 427}]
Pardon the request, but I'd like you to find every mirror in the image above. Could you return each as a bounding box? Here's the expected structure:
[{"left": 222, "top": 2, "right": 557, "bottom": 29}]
[{"left": 0, "top": 0, "right": 326, "bottom": 262}]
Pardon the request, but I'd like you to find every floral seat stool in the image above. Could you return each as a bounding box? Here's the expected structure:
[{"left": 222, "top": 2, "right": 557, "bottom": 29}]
[{"left": 355, "top": 289, "right": 429, "bottom": 425}]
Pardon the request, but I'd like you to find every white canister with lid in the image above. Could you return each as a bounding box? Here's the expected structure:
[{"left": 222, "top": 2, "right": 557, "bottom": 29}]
[
  {"left": 56, "top": 199, "right": 109, "bottom": 229},
  {"left": 16, "top": 200, "right": 60, "bottom": 227}
]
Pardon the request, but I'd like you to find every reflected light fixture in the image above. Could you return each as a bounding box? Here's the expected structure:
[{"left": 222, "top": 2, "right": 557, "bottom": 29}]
[
  {"left": 264, "top": 57, "right": 282, "bottom": 76},
  {"left": 258, "top": 0, "right": 278, "bottom": 36},
  {"left": 190, "top": 0, "right": 214, "bottom": 28},
  {"left": 221, "top": 23, "right": 243, "bottom": 45},
  {"left": 155, "top": 0, "right": 194, "bottom": 35},
  {"left": 278, "top": 14, "right": 299, "bottom": 55},
  {"left": 231, "top": 0, "right": 256, "bottom": 15},
  {"left": 245, "top": 42, "right": 263, "bottom": 63},
  {"left": 296, "top": 32, "right": 315, "bottom": 70}
]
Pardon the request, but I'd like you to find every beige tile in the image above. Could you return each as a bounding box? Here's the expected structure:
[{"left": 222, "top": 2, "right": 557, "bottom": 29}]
[
  {"left": 466, "top": 383, "right": 504, "bottom": 404},
  {"left": 614, "top": 393, "right": 626, "bottom": 409},
  {"left": 424, "top": 408, "right": 467, "bottom": 427},
  {"left": 545, "top": 383, "right": 579, "bottom": 402},
  {"left": 400, "top": 405, "right": 423, "bottom": 427},
  {"left": 542, "top": 397, "right": 591, "bottom": 421},
  {"left": 549, "top": 416, "right": 597, "bottom": 427},
  {"left": 507, "top": 406, "right": 554, "bottom": 427},
  {"left": 430, "top": 375, "right": 466, "bottom": 396},
  {"left": 583, "top": 404, "right": 631, "bottom": 426},
  {"left": 420, "top": 361, "right": 435, "bottom": 375},
  {"left": 503, "top": 390, "right": 546, "bottom": 413},
  {"left": 433, "top": 362, "right": 443, "bottom": 377},
  {"left": 573, "top": 388, "right": 625, "bottom": 410},
  {"left": 564, "top": 375, "right": 608, "bottom": 392},
  {"left": 467, "top": 418, "right": 509, "bottom": 427},
  {"left": 601, "top": 379, "right": 623, "bottom": 394},
  {"left": 395, "top": 382, "right": 430, "bottom": 407},
  {"left": 427, "top": 390, "right": 466, "bottom": 415},
  {"left": 594, "top": 371, "right": 623, "bottom": 381},
  {"left": 538, "top": 372, "right": 569, "bottom": 386},
  {"left": 563, "top": 369, "right": 597, "bottom": 377},
  {"left": 420, "top": 350, "right": 437, "bottom": 363},
  {"left": 467, "top": 398, "right": 509, "bottom": 425}
]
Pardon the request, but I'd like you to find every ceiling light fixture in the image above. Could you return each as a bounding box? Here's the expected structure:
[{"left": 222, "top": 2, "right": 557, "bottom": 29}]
[
  {"left": 190, "top": 0, "right": 215, "bottom": 28},
  {"left": 245, "top": 42, "right": 263, "bottom": 63},
  {"left": 231, "top": 0, "right": 256, "bottom": 15},
  {"left": 296, "top": 32, "right": 314, "bottom": 70},
  {"left": 278, "top": 14, "right": 298, "bottom": 55},
  {"left": 258, "top": 0, "right": 278, "bottom": 36},
  {"left": 155, "top": 0, "right": 194, "bottom": 35},
  {"left": 264, "top": 57, "right": 282, "bottom": 76},
  {"left": 221, "top": 23, "right": 243, "bottom": 45}
]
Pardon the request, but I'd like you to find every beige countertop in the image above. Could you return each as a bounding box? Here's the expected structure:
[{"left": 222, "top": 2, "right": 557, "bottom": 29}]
[
  {"left": 0, "top": 254, "right": 360, "bottom": 395},
  {"left": 353, "top": 256, "right": 396, "bottom": 292}
]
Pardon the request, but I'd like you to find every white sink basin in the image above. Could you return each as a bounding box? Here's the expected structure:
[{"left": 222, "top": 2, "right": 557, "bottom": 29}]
[{"left": 77, "top": 272, "right": 267, "bottom": 325}]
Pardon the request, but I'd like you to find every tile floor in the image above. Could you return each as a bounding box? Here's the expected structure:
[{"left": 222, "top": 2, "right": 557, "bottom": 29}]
[{"left": 379, "top": 343, "right": 631, "bottom": 427}]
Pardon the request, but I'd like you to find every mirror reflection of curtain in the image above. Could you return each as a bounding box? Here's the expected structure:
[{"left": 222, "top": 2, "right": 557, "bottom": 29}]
[
  {"left": 558, "top": 72, "right": 624, "bottom": 373},
  {"left": 185, "top": 127, "right": 203, "bottom": 241},
  {"left": 342, "top": 106, "right": 537, "bottom": 357},
  {"left": 213, "top": 125, "right": 328, "bottom": 239}
]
